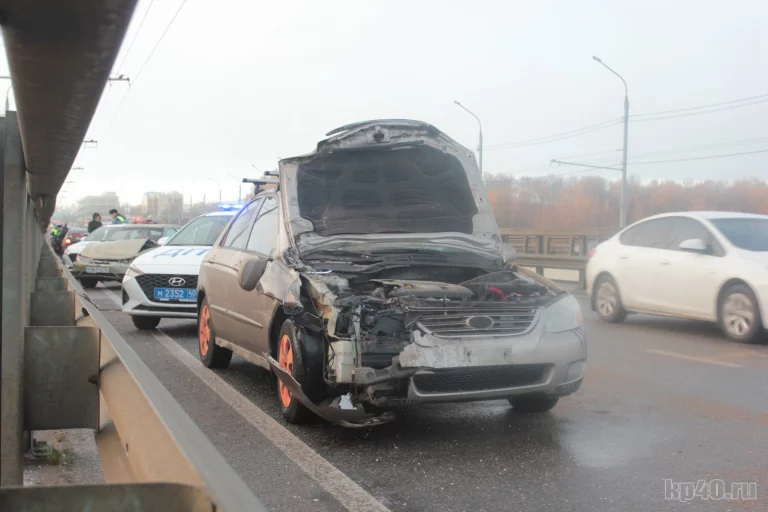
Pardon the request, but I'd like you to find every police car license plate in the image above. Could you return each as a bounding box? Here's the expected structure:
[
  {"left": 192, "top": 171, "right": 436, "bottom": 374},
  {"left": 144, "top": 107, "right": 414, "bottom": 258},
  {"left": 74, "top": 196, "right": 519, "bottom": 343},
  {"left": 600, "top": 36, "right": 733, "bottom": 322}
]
[
  {"left": 154, "top": 288, "right": 197, "bottom": 302},
  {"left": 85, "top": 266, "right": 109, "bottom": 274}
]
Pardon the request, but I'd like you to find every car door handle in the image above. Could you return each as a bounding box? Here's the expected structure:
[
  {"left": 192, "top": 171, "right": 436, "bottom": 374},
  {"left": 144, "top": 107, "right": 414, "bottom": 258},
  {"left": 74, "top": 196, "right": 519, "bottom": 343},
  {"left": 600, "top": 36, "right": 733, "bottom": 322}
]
[
  {"left": 660, "top": 259, "right": 671, "bottom": 265},
  {"left": 619, "top": 255, "right": 629, "bottom": 260}
]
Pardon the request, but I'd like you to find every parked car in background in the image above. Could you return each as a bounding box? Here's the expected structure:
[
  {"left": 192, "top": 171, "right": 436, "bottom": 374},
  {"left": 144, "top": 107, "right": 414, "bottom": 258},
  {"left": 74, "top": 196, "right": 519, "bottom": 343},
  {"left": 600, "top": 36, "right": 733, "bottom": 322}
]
[
  {"left": 64, "top": 223, "right": 179, "bottom": 267},
  {"left": 196, "top": 120, "right": 587, "bottom": 427},
  {"left": 63, "top": 227, "right": 88, "bottom": 247},
  {"left": 72, "top": 238, "right": 159, "bottom": 288},
  {"left": 122, "top": 211, "right": 236, "bottom": 330},
  {"left": 586, "top": 211, "right": 768, "bottom": 344}
]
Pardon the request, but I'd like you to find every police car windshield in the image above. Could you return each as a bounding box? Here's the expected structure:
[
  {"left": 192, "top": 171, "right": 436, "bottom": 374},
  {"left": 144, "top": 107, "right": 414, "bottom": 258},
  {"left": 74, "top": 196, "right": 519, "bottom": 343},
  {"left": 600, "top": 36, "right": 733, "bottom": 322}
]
[{"left": 167, "top": 214, "right": 233, "bottom": 246}]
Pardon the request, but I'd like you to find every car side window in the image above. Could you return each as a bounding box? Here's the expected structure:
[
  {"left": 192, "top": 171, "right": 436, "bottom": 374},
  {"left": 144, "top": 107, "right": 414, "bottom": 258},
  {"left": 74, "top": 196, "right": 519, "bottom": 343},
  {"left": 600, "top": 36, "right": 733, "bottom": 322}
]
[
  {"left": 245, "top": 196, "right": 279, "bottom": 256},
  {"left": 672, "top": 217, "right": 724, "bottom": 256},
  {"left": 165, "top": 227, "right": 178, "bottom": 237},
  {"left": 619, "top": 218, "right": 675, "bottom": 249},
  {"left": 222, "top": 199, "right": 263, "bottom": 250}
]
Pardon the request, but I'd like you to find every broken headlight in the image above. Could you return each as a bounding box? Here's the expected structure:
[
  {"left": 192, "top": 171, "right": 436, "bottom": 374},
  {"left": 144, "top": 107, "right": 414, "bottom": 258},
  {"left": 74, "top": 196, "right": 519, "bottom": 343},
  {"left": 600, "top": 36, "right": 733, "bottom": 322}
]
[{"left": 546, "top": 294, "right": 583, "bottom": 333}]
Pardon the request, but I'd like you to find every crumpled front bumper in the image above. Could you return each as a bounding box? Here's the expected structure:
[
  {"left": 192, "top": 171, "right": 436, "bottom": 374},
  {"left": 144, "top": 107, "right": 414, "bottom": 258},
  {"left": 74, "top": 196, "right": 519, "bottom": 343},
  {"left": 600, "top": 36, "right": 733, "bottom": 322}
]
[{"left": 395, "top": 327, "right": 587, "bottom": 404}]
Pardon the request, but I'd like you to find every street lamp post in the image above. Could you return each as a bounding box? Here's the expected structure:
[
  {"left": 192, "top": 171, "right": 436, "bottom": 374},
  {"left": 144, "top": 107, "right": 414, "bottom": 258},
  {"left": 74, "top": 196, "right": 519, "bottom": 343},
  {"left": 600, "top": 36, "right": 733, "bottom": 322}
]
[
  {"left": 593, "top": 56, "right": 629, "bottom": 228},
  {"left": 207, "top": 178, "right": 222, "bottom": 205},
  {"left": 453, "top": 100, "right": 483, "bottom": 173}
]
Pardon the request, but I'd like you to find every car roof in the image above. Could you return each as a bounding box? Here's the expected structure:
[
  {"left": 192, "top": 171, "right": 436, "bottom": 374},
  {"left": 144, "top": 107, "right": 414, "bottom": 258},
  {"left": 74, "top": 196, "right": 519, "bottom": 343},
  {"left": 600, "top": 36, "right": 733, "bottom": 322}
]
[{"left": 639, "top": 211, "right": 768, "bottom": 222}]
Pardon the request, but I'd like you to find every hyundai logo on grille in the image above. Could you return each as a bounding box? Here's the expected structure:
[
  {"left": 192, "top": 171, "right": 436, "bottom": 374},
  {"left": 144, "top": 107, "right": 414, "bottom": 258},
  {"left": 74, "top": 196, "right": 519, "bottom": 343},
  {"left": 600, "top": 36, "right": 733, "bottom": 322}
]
[
  {"left": 168, "top": 277, "right": 186, "bottom": 287},
  {"left": 466, "top": 315, "right": 494, "bottom": 330}
]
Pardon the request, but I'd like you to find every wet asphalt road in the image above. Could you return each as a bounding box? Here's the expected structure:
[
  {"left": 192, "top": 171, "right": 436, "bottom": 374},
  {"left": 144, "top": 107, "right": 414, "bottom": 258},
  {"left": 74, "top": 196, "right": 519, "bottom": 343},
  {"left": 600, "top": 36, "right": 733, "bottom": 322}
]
[{"left": 90, "top": 284, "right": 768, "bottom": 512}]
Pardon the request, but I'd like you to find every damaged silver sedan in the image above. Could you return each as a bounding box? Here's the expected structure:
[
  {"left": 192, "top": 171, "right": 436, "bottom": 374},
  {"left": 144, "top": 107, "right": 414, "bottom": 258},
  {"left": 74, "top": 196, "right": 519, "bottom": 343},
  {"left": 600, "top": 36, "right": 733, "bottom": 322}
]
[{"left": 196, "top": 119, "right": 586, "bottom": 427}]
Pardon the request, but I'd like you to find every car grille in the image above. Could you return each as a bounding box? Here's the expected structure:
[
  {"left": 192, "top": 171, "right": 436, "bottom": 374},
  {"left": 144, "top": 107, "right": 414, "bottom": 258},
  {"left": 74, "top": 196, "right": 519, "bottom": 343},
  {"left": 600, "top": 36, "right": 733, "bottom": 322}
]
[
  {"left": 414, "top": 304, "right": 539, "bottom": 338},
  {"left": 135, "top": 274, "right": 198, "bottom": 300},
  {"left": 413, "top": 364, "right": 549, "bottom": 394}
]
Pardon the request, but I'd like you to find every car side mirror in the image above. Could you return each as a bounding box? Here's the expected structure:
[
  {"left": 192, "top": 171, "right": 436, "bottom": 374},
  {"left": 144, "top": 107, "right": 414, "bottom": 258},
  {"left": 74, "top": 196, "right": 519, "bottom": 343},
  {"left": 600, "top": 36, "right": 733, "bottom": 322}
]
[
  {"left": 678, "top": 238, "right": 709, "bottom": 253},
  {"left": 157, "top": 236, "right": 170, "bottom": 246},
  {"left": 238, "top": 259, "right": 268, "bottom": 291}
]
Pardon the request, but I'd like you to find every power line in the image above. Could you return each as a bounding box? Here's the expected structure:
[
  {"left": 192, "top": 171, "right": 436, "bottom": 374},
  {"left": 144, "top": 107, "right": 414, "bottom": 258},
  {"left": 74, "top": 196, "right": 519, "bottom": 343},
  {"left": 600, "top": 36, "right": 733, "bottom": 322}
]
[
  {"left": 632, "top": 93, "right": 768, "bottom": 118},
  {"left": 102, "top": 0, "right": 188, "bottom": 139},
  {"left": 632, "top": 97, "right": 768, "bottom": 122},
  {"left": 485, "top": 117, "right": 622, "bottom": 150},
  {"left": 132, "top": 0, "right": 187, "bottom": 86},
  {"left": 629, "top": 136, "right": 768, "bottom": 160},
  {"left": 629, "top": 148, "right": 768, "bottom": 165},
  {"left": 113, "top": 0, "right": 156, "bottom": 74}
]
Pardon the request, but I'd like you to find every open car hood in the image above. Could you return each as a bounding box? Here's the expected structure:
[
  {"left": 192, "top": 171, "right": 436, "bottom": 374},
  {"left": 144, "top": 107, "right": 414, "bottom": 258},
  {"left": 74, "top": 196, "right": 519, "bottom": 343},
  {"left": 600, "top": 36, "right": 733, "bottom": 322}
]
[
  {"left": 277, "top": 119, "right": 503, "bottom": 261},
  {"left": 80, "top": 238, "right": 158, "bottom": 260}
]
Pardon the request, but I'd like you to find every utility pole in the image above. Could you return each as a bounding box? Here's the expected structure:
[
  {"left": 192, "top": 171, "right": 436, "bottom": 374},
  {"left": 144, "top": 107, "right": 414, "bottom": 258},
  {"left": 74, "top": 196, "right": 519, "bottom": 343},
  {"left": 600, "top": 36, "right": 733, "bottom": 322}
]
[
  {"left": 593, "top": 56, "right": 629, "bottom": 227},
  {"left": 453, "top": 100, "right": 483, "bottom": 173}
]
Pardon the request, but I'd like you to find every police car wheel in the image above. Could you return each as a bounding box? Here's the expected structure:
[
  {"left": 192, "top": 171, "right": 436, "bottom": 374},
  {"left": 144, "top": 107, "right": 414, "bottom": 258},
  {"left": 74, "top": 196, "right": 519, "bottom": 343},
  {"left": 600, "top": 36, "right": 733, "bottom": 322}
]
[{"left": 132, "top": 316, "right": 161, "bottom": 330}]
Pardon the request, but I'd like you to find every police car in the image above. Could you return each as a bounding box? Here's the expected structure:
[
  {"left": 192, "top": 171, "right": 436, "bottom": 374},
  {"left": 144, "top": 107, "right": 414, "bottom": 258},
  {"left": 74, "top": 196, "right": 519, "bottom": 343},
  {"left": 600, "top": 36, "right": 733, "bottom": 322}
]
[{"left": 122, "top": 210, "right": 236, "bottom": 329}]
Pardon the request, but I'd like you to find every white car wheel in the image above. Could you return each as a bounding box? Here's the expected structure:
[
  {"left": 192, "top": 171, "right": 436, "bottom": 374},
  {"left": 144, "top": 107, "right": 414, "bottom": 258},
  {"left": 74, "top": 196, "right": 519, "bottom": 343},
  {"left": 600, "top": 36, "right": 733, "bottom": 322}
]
[
  {"left": 595, "top": 277, "right": 626, "bottom": 323},
  {"left": 719, "top": 286, "right": 764, "bottom": 344}
]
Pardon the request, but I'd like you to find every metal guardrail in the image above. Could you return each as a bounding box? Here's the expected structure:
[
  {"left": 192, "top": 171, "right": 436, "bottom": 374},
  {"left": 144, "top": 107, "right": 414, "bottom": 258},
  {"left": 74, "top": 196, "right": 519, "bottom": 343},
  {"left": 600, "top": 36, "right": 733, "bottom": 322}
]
[
  {"left": 2, "top": 229, "right": 268, "bottom": 511},
  {"left": 500, "top": 228, "right": 616, "bottom": 288}
]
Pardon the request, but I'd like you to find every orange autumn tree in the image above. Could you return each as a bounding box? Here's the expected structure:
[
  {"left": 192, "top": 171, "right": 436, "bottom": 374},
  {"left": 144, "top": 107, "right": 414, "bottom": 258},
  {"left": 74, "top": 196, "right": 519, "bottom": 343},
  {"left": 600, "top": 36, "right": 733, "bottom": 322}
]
[{"left": 483, "top": 174, "right": 768, "bottom": 230}]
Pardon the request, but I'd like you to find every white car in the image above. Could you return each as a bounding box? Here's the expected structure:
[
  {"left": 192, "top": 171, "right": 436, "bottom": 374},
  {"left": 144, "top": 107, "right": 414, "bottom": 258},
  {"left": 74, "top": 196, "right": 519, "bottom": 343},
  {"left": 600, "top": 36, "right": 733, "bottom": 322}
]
[
  {"left": 586, "top": 211, "right": 768, "bottom": 344},
  {"left": 122, "top": 211, "right": 235, "bottom": 329},
  {"left": 64, "top": 224, "right": 179, "bottom": 267}
]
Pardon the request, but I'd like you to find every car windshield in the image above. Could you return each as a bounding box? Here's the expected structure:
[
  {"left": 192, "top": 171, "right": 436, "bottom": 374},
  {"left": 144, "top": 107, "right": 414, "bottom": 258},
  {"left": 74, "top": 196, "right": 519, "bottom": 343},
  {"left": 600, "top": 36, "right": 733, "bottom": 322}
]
[
  {"left": 710, "top": 218, "right": 768, "bottom": 251},
  {"left": 166, "top": 215, "right": 233, "bottom": 246},
  {"left": 84, "top": 226, "right": 112, "bottom": 241}
]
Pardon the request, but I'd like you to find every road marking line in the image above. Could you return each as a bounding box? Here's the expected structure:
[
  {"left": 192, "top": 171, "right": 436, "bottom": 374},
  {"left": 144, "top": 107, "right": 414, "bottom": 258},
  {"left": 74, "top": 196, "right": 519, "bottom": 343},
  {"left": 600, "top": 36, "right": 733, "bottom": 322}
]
[
  {"left": 152, "top": 329, "right": 391, "bottom": 512},
  {"left": 727, "top": 350, "right": 768, "bottom": 359},
  {"left": 646, "top": 349, "right": 745, "bottom": 368}
]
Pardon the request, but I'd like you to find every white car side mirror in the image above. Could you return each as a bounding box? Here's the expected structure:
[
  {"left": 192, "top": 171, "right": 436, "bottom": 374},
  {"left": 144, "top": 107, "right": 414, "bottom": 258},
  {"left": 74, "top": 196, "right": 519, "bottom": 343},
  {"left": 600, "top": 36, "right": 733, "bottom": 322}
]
[
  {"left": 678, "top": 238, "right": 709, "bottom": 253},
  {"left": 157, "top": 236, "right": 170, "bottom": 246}
]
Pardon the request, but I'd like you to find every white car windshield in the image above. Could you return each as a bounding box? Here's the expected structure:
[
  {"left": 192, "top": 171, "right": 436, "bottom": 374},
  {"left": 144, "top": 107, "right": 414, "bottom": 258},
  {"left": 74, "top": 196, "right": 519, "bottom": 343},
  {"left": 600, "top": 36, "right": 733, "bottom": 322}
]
[
  {"left": 166, "top": 215, "right": 233, "bottom": 246},
  {"left": 711, "top": 218, "right": 768, "bottom": 251}
]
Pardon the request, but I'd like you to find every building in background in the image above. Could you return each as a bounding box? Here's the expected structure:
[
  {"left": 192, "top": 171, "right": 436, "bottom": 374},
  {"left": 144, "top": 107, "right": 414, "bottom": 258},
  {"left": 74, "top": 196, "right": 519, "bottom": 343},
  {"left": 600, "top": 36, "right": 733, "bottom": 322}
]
[
  {"left": 142, "top": 191, "right": 184, "bottom": 223},
  {"left": 75, "top": 192, "right": 120, "bottom": 225}
]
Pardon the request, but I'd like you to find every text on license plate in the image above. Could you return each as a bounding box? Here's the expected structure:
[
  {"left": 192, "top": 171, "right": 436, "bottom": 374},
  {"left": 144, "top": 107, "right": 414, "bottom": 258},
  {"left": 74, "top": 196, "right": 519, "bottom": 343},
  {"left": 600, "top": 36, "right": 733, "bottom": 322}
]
[
  {"left": 85, "top": 266, "right": 110, "bottom": 274},
  {"left": 154, "top": 288, "right": 197, "bottom": 302}
]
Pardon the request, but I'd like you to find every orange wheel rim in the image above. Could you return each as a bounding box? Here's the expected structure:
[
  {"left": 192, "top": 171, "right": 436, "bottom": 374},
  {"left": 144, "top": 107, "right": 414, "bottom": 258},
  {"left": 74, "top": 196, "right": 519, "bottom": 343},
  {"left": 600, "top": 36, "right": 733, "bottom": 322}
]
[
  {"left": 199, "top": 305, "right": 210, "bottom": 356},
  {"left": 278, "top": 334, "right": 294, "bottom": 407}
]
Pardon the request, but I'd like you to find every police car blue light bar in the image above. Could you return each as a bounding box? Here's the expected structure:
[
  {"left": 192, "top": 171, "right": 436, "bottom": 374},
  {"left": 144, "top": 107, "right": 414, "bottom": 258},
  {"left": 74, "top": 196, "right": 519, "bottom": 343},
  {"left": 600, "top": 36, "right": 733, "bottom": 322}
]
[{"left": 218, "top": 203, "right": 244, "bottom": 211}]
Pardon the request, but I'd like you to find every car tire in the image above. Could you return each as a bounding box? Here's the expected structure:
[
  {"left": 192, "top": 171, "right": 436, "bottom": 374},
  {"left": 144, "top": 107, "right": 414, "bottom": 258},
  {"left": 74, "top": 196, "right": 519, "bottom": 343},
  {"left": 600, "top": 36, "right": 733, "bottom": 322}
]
[
  {"left": 276, "top": 319, "right": 324, "bottom": 424},
  {"left": 80, "top": 278, "right": 98, "bottom": 289},
  {"left": 718, "top": 284, "right": 765, "bottom": 344},
  {"left": 132, "top": 316, "right": 161, "bottom": 330},
  {"left": 594, "top": 275, "right": 627, "bottom": 323},
  {"left": 198, "top": 297, "right": 232, "bottom": 369},
  {"left": 509, "top": 396, "right": 559, "bottom": 413}
]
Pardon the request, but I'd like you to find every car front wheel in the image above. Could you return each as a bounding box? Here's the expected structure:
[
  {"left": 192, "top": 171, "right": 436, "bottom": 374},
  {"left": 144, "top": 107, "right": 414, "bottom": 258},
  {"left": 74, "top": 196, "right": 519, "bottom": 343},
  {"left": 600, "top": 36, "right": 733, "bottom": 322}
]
[
  {"left": 132, "top": 316, "right": 160, "bottom": 330},
  {"left": 719, "top": 285, "right": 765, "bottom": 344},
  {"left": 80, "top": 278, "right": 98, "bottom": 289},
  {"left": 594, "top": 275, "right": 627, "bottom": 323}
]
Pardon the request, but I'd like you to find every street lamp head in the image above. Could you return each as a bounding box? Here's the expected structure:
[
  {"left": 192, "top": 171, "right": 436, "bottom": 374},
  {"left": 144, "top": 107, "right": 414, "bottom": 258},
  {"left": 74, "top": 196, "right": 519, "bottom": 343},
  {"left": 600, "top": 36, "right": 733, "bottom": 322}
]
[{"left": 592, "top": 56, "right": 602, "bottom": 63}]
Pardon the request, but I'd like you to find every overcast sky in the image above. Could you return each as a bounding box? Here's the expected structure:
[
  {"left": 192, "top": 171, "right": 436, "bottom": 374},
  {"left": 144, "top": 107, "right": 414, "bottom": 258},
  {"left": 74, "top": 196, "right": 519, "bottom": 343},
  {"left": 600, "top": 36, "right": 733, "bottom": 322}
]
[{"left": 27, "top": 0, "right": 768, "bottom": 206}]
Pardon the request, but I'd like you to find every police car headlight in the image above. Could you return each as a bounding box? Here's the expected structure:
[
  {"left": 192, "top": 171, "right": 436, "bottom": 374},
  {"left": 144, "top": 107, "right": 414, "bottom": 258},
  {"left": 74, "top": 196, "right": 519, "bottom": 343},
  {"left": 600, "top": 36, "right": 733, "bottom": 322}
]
[
  {"left": 546, "top": 294, "right": 583, "bottom": 333},
  {"left": 78, "top": 256, "right": 94, "bottom": 265},
  {"left": 125, "top": 265, "right": 144, "bottom": 279}
]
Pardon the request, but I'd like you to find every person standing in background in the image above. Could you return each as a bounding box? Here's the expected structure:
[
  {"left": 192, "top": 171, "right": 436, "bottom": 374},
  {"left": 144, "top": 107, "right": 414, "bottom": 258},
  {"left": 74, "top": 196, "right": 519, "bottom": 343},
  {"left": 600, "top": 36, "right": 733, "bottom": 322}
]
[
  {"left": 88, "top": 212, "right": 102, "bottom": 233},
  {"left": 109, "top": 209, "right": 127, "bottom": 224}
]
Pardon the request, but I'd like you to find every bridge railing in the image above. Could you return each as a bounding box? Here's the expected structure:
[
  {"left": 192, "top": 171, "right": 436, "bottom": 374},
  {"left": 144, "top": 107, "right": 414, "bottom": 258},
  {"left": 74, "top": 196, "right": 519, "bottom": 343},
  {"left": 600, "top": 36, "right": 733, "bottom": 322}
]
[
  {"left": 0, "top": 112, "right": 267, "bottom": 511},
  {"left": 500, "top": 228, "right": 616, "bottom": 289}
]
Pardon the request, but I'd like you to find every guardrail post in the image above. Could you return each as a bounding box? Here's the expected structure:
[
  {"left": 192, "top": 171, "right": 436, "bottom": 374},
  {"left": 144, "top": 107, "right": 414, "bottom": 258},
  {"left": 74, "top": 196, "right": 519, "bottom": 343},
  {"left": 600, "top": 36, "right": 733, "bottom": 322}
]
[{"left": 1, "top": 111, "right": 27, "bottom": 486}]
